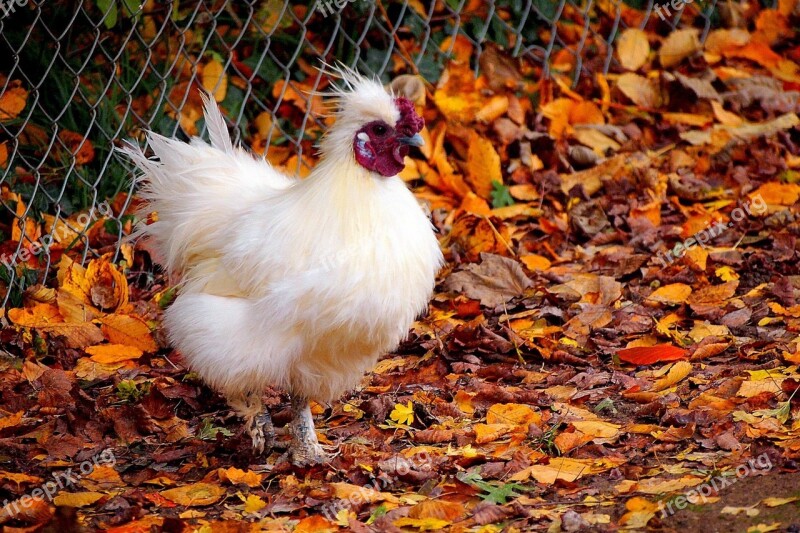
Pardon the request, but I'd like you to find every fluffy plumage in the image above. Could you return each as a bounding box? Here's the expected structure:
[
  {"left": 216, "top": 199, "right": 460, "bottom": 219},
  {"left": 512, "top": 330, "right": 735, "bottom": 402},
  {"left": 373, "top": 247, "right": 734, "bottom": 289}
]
[{"left": 122, "top": 70, "right": 443, "bottom": 464}]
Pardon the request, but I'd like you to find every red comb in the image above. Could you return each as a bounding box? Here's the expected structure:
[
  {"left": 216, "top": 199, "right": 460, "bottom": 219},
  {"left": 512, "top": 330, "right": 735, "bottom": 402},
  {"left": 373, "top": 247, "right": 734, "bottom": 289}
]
[{"left": 395, "top": 97, "right": 424, "bottom": 136}]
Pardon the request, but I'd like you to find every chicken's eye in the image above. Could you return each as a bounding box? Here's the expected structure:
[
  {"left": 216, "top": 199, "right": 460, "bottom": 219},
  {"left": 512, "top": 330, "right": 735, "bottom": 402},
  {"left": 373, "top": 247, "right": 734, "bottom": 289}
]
[{"left": 372, "top": 124, "right": 388, "bottom": 136}]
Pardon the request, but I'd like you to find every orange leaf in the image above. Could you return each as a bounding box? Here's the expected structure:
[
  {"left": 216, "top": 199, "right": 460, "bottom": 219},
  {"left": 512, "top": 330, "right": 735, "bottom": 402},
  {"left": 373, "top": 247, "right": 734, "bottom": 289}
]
[
  {"left": 86, "top": 344, "right": 143, "bottom": 363},
  {"left": 294, "top": 515, "right": 337, "bottom": 533},
  {"left": 617, "top": 344, "right": 688, "bottom": 365},
  {"left": 160, "top": 483, "right": 225, "bottom": 507},
  {"left": 98, "top": 314, "right": 158, "bottom": 353},
  {"left": 466, "top": 130, "right": 502, "bottom": 199},
  {"left": 0, "top": 85, "right": 28, "bottom": 121}
]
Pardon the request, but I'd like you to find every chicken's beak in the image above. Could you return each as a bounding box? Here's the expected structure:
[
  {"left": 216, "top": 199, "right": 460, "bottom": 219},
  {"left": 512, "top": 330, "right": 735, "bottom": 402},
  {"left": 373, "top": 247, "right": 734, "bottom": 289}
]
[{"left": 398, "top": 133, "right": 424, "bottom": 147}]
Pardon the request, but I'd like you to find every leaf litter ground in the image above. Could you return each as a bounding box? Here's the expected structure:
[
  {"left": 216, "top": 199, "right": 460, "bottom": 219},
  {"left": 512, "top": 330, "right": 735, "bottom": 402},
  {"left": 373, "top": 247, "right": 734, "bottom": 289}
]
[{"left": 3, "top": 2, "right": 800, "bottom": 532}]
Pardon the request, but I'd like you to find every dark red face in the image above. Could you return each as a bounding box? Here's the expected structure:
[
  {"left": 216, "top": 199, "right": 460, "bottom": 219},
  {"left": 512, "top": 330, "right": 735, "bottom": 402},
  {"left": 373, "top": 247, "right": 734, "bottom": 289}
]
[{"left": 353, "top": 97, "right": 425, "bottom": 177}]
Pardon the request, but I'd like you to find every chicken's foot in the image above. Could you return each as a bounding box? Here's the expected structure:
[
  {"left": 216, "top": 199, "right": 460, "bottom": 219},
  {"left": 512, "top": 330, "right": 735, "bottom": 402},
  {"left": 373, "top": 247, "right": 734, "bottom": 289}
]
[
  {"left": 289, "top": 396, "right": 332, "bottom": 466},
  {"left": 229, "top": 393, "right": 275, "bottom": 454}
]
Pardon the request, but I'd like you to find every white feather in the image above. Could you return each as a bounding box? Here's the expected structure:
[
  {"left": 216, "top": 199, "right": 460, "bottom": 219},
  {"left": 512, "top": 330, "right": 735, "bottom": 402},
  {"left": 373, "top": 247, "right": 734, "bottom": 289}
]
[{"left": 122, "top": 74, "right": 443, "bottom": 403}]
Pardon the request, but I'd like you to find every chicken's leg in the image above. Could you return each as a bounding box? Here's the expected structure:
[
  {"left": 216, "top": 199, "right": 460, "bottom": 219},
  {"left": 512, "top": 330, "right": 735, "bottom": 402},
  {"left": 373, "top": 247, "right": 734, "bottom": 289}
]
[
  {"left": 288, "top": 396, "right": 330, "bottom": 466},
  {"left": 228, "top": 393, "right": 275, "bottom": 453}
]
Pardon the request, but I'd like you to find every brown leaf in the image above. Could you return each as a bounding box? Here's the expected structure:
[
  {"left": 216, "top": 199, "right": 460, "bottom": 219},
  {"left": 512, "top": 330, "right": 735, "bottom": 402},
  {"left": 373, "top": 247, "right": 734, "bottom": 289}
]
[{"left": 444, "top": 253, "right": 532, "bottom": 307}]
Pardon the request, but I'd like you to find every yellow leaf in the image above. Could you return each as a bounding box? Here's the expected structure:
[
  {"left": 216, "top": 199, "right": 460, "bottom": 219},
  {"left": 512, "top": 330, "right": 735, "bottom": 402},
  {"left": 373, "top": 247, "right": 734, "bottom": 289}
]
[
  {"left": 715, "top": 266, "right": 739, "bottom": 281},
  {"left": 617, "top": 73, "right": 660, "bottom": 108},
  {"left": 652, "top": 361, "right": 693, "bottom": 392},
  {"left": 160, "top": 483, "right": 226, "bottom": 506},
  {"left": 688, "top": 322, "right": 730, "bottom": 342},
  {"left": 466, "top": 131, "right": 502, "bottom": 199},
  {"left": 647, "top": 283, "right": 692, "bottom": 305},
  {"left": 763, "top": 496, "right": 800, "bottom": 507},
  {"left": 335, "top": 508, "right": 356, "bottom": 526},
  {"left": 617, "top": 28, "right": 650, "bottom": 71},
  {"left": 86, "top": 344, "right": 143, "bottom": 364},
  {"left": 253, "top": 111, "right": 274, "bottom": 138},
  {"left": 201, "top": 59, "right": 227, "bottom": 102},
  {"left": 53, "top": 491, "right": 104, "bottom": 507},
  {"left": 746, "top": 524, "right": 782, "bottom": 533},
  {"left": 393, "top": 517, "right": 452, "bottom": 531},
  {"left": 243, "top": 494, "right": 266, "bottom": 513},
  {"left": 390, "top": 401, "right": 414, "bottom": 425},
  {"left": 660, "top": 29, "right": 701, "bottom": 68}
]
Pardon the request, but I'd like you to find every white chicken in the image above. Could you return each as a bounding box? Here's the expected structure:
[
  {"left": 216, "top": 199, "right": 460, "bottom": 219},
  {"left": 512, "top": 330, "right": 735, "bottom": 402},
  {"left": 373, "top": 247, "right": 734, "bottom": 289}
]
[{"left": 122, "top": 69, "right": 443, "bottom": 465}]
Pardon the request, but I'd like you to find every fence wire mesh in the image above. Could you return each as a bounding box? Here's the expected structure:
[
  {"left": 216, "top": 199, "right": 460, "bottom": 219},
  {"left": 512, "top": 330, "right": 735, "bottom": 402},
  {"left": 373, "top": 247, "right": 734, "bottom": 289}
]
[{"left": 0, "top": 0, "right": 723, "bottom": 307}]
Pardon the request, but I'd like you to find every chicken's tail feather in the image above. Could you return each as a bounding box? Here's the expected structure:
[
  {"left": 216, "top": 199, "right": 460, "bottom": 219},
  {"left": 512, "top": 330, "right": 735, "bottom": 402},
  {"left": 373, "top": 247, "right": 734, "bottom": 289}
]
[
  {"left": 200, "top": 91, "right": 234, "bottom": 154},
  {"left": 119, "top": 97, "right": 293, "bottom": 278}
]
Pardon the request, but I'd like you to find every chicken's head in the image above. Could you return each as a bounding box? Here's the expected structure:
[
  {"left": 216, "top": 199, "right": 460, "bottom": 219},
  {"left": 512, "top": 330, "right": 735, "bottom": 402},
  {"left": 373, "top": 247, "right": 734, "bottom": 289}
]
[
  {"left": 352, "top": 96, "right": 424, "bottom": 177},
  {"left": 319, "top": 69, "right": 425, "bottom": 178}
]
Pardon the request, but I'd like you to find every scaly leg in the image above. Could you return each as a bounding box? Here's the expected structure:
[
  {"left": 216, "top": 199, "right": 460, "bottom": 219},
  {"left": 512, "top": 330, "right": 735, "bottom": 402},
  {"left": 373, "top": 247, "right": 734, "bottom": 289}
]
[
  {"left": 228, "top": 392, "right": 275, "bottom": 453},
  {"left": 288, "top": 396, "right": 330, "bottom": 466}
]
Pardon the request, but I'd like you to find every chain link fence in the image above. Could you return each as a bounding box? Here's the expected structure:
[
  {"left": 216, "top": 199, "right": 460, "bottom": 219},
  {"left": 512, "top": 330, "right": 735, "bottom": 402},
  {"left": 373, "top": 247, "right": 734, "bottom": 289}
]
[{"left": 0, "top": 0, "right": 722, "bottom": 307}]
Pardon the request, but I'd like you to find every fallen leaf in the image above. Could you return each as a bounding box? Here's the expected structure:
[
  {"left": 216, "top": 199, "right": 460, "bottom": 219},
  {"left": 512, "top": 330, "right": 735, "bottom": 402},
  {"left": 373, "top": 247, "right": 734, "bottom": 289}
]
[
  {"left": 444, "top": 253, "right": 532, "bottom": 307},
  {"left": 660, "top": 29, "right": 701, "bottom": 67},
  {"left": 160, "top": 483, "right": 226, "bottom": 507},
  {"left": 617, "top": 28, "right": 650, "bottom": 71},
  {"left": 617, "top": 345, "right": 689, "bottom": 365}
]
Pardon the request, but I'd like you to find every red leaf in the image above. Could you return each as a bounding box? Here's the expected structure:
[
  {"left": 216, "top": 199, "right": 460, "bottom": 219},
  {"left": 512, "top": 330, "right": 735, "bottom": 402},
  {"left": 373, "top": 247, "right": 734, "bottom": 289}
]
[{"left": 617, "top": 344, "right": 688, "bottom": 365}]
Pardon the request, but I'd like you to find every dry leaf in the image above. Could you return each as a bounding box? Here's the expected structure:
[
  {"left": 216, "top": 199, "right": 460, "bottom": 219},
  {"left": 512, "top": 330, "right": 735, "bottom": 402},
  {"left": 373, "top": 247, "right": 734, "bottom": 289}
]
[
  {"left": 617, "top": 28, "right": 650, "bottom": 71},
  {"left": 444, "top": 253, "right": 532, "bottom": 307}
]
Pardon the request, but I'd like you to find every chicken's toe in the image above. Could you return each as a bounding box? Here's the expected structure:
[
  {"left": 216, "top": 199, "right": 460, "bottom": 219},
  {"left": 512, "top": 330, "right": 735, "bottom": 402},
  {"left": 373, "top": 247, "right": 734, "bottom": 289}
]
[
  {"left": 290, "top": 440, "right": 331, "bottom": 466},
  {"left": 247, "top": 412, "right": 275, "bottom": 454}
]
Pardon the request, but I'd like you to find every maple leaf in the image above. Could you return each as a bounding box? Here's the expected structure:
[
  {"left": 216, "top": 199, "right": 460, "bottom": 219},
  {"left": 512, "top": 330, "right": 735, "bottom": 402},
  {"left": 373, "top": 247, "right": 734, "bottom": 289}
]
[
  {"left": 490, "top": 180, "right": 515, "bottom": 208},
  {"left": 457, "top": 471, "right": 531, "bottom": 504}
]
